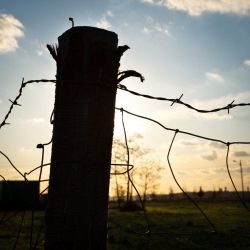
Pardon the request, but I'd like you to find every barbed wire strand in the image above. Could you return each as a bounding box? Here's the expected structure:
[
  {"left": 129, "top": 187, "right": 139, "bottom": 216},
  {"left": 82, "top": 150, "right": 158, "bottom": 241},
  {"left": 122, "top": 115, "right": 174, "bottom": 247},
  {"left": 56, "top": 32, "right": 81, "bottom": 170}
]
[
  {"left": 167, "top": 130, "right": 217, "bottom": 233},
  {"left": 117, "top": 84, "right": 250, "bottom": 114},
  {"left": 0, "top": 78, "right": 56, "bottom": 130},
  {"left": 1, "top": 78, "right": 250, "bottom": 248},
  {"left": 225, "top": 144, "right": 250, "bottom": 211}
]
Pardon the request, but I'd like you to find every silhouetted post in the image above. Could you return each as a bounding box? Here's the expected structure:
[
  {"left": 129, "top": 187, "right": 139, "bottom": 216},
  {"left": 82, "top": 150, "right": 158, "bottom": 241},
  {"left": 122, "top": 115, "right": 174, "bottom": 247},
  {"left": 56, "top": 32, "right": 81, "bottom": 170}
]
[{"left": 45, "top": 27, "right": 120, "bottom": 249}]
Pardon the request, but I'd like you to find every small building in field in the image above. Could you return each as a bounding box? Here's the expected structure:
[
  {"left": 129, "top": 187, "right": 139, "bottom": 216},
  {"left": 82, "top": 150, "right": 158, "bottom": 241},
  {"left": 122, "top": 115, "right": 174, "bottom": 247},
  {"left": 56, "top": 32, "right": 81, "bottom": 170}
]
[{"left": 0, "top": 180, "right": 40, "bottom": 209}]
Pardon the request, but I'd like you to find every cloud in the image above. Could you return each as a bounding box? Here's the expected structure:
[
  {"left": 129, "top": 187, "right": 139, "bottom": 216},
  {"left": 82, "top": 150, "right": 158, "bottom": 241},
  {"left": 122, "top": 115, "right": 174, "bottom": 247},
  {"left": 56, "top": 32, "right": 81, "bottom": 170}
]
[
  {"left": 233, "top": 151, "right": 250, "bottom": 157},
  {"left": 96, "top": 11, "right": 112, "bottom": 30},
  {"left": 0, "top": 13, "right": 24, "bottom": 53},
  {"left": 201, "top": 150, "right": 217, "bottom": 161},
  {"left": 205, "top": 72, "right": 224, "bottom": 83},
  {"left": 141, "top": 0, "right": 250, "bottom": 16},
  {"left": 144, "top": 16, "right": 171, "bottom": 36},
  {"left": 244, "top": 59, "right": 250, "bottom": 67}
]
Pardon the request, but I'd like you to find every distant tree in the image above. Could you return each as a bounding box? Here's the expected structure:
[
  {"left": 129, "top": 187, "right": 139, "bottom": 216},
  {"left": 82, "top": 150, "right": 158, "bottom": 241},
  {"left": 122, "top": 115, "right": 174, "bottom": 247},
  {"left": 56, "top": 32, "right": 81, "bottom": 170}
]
[
  {"left": 197, "top": 186, "right": 204, "bottom": 199},
  {"left": 112, "top": 134, "right": 154, "bottom": 204},
  {"left": 139, "top": 163, "right": 163, "bottom": 204}
]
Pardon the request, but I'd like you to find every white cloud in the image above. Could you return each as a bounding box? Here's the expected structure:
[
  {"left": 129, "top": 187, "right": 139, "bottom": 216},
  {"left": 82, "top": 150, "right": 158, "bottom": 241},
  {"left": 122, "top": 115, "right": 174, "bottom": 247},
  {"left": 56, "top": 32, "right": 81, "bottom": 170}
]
[
  {"left": 96, "top": 16, "right": 111, "bottom": 29},
  {"left": 145, "top": 16, "right": 171, "bottom": 36},
  {"left": 244, "top": 59, "right": 250, "bottom": 66},
  {"left": 0, "top": 13, "right": 24, "bottom": 53},
  {"left": 205, "top": 72, "right": 224, "bottom": 83},
  {"left": 142, "top": 0, "right": 250, "bottom": 16},
  {"left": 96, "top": 11, "right": 113, "bottom": 30}
]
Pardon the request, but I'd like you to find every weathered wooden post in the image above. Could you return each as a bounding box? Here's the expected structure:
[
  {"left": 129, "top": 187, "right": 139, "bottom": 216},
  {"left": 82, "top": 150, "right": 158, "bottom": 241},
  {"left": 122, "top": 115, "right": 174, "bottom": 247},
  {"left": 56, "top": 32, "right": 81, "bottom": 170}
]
[{"left": 45, "top": 26, "right": 120, "bottom": 249}]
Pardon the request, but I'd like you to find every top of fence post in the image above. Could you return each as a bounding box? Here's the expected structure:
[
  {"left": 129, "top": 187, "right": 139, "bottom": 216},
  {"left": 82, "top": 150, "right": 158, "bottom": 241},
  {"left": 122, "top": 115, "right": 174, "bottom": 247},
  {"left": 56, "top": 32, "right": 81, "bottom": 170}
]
[{"left": 56, "top": 26, "right": 118, "bottom": 86}]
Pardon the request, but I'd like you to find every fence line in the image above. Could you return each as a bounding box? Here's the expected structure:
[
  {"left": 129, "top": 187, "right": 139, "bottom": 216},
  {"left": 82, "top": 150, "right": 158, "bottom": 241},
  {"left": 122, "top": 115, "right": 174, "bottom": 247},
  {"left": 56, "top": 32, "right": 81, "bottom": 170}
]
[{"left": 0, "top": 78, "right": 250, "bottom": 248}]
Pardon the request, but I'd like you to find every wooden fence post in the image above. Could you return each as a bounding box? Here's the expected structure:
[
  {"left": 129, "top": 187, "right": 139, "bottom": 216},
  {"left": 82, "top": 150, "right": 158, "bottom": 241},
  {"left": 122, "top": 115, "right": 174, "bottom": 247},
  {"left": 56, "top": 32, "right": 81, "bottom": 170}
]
[{"left": 45, "top": 26, "right": 119, "bottom": 249}]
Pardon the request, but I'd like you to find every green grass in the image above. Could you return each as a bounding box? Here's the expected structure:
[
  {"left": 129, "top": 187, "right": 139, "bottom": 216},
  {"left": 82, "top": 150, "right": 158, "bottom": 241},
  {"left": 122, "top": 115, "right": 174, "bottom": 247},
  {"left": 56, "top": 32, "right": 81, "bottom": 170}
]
[{"left": 0, "top": 200, "right": 250, "bottom": 249}]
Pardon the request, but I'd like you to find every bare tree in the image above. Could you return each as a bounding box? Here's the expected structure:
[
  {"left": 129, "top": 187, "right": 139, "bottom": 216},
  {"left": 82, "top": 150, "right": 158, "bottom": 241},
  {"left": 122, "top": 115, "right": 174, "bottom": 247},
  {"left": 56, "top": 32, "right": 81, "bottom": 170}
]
[{"left": 139, "top": 163, "right": 163, "bottom": 204}]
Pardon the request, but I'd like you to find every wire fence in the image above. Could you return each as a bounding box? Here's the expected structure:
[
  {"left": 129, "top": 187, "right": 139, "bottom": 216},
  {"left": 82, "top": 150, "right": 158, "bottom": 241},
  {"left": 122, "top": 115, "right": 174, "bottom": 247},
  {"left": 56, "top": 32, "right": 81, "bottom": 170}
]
[{"left": 0, "top": 77, "right": 250, "bottom": 249}]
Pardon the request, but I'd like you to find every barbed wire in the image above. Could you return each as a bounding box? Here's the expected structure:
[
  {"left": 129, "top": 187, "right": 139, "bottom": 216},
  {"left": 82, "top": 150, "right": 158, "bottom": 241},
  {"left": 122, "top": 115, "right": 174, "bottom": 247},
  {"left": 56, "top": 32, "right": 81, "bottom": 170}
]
[
  {"left": 0, "top": 77, "right": 250, "bottom": 248},
  {"left": 117, "top": 84, "right": 250, "bottom": 114},
  {"left": 1, "top": 78, "right": 249, "bottom": 132},
  {"left": 0, "top": 78, "right": 56, "bottom": 130}
]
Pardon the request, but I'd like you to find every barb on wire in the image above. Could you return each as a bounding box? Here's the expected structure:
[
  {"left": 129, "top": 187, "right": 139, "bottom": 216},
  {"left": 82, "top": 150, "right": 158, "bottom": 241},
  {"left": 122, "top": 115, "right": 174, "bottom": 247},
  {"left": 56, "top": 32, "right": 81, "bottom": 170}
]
[
  {"left": 117, "top": 84, "right": 250, "bottom": 114},
  {"left": 225, "top": 144, "right": 250, "bottom": 211},
  {"left": 167, "top": 131, "right": 217, "bottom": 233},
  {"left": 0, "top": 78, "right": 56, "bottom": 130}
]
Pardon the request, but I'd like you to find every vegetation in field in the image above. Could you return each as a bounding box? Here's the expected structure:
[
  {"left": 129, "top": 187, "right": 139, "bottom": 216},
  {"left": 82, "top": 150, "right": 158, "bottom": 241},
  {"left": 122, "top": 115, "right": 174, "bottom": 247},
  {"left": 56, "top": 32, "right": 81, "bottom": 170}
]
[{"left": 1, "top": 200, "right": 250, "bottom": 249}]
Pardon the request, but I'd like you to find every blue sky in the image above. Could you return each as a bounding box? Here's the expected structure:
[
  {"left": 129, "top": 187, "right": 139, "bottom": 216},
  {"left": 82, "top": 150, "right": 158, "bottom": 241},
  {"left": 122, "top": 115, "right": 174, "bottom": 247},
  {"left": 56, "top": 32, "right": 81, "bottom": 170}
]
[{"left": 1, "top": 0, "right": 250, "bottom": 193}]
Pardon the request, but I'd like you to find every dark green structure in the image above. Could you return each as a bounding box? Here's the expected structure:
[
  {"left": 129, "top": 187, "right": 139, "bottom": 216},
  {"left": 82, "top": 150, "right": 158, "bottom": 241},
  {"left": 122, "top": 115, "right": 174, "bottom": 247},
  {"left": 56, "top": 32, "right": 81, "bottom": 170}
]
[{"left": 0, "top": 181, "right": 39, "bottom": 209}]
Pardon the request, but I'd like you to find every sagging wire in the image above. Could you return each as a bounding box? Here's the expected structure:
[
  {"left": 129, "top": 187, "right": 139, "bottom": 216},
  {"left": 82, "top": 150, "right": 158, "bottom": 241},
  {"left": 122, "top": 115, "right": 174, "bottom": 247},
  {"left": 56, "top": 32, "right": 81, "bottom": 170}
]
[
  {"left": 0, "top": 150, "right": 27, "bottom": 181},
  {"left": 120, "top": 108, "right": 151, "bottom": 235},
  {"left": 116, "top": 107, "right": 250, "bottom": 221},
  {"left": 167, "top": 130, "right": 217, "bottom": 233},
  {"left": 225, "top": 144, "right": 250, "bottom": 211},
  {"left": 30, "top": 137, "right": 53, "bottom": 250}
]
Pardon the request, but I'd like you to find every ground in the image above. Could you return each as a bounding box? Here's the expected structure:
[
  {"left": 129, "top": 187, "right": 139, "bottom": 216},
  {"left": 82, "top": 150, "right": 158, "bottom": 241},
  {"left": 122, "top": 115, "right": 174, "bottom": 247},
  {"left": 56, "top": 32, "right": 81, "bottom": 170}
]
[{"left": 0, "top": 200, "right": 250, "bottom": 249}]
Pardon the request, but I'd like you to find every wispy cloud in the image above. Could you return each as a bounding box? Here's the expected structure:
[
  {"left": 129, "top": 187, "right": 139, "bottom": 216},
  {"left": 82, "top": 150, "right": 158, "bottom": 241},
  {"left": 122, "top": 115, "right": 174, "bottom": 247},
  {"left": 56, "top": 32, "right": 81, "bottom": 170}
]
[
  {"left": 205, "top": 72, "right": 224, "bottom": 83},
  {"left": 201, "top": 150, "right": 217, "bottom": 161},
  {"left": 143, "top": 16, "right": 170, "bottom": 36},
  {"left": 244, "top": 59, "right": 250, "bottom": 67},
  {"left": 141, "top": 0, "right": 250, "bottom": 16},
  {"left": 96, "top": 11, "right": 113, "bottom": 30},
  {"left": 0, "top": 13, "right": 24, "bottom": 53}
]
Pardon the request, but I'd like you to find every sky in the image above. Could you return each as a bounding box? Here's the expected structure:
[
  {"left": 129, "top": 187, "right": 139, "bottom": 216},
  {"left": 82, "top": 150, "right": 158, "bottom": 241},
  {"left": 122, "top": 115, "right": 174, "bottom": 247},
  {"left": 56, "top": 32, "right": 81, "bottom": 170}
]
[{"left": 0, "top": 0, "right": 250, "bottom": 194}]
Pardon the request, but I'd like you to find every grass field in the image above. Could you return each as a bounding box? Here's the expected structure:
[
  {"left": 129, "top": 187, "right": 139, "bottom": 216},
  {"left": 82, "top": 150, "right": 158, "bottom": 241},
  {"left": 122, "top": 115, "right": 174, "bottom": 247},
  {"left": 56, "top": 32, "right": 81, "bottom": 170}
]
[{"left": 0, "top": 200, "right": 250, "bottom": 249}]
